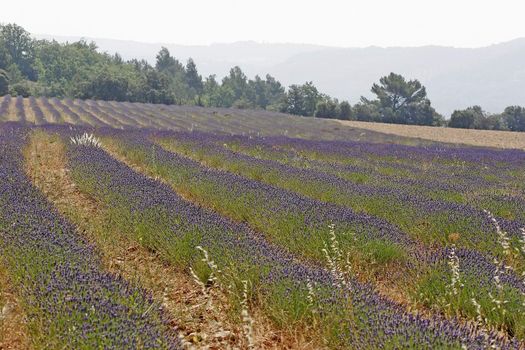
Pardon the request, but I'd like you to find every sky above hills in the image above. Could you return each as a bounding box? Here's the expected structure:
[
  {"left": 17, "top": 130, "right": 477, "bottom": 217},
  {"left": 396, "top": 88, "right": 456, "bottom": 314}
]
[{"left": 4, "top": 0, "right": 525, "bottom": 47}]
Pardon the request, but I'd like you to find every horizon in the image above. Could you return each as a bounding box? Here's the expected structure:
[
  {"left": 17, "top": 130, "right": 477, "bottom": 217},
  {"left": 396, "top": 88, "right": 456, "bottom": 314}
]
[
  {"left": 4, "top": 0, "right": 525, "bottom": 48},
  {"left": 35, "top": 32, "right": 525, "bottom": 50}
]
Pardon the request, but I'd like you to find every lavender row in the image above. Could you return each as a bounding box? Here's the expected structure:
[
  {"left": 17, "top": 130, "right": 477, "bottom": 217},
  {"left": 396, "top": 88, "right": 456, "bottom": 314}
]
[
  {"left": 39, "top": 97, "right": 63, "bottom": 123},
  {"left": 117, "top": 131, "right": 417, "bottom": 254},
  {"left": 51, "top": 97, "right": 82, "bottom": 124},
  {"left": 277, "top": 137, "right": 525, "bottom": 232},
  {"left": 0, "top": 124, "right": 179, "bottom": 349},
  {"left": 15, "top": 96, "right": 26, "bottom": 122},
  {"left": 253, "top": 134, "right": 525, "bottom": 167},
  {"left": 108, "top": 100, "right": 166, "bottom": 129},
  {"left": 123, "top": 101, "right": 181, "bottom": 129},
  {"left": 216, "top": 131, "right": 524, "bottom": 195},
  {"left": 180, "top": 131, "right": 525, "bottom": 334},
  {"left": 86, "top": 98, "right": 419, "bottom": 142},
  {"left": 62, "top": 126, "right": 517, "bottom": 348},
  {"left": 155, "top": 131, "right": 525, "bottom": 256},
  {"left": 28, "top": 96, "right": 46, "bottom": 125},
  {"left": 89, "top": 100, "right": 144, "bottom": 128},
  {"left": 80, "top": 99, "right": 131, "bottom": 129},
  {"left": 215, "top": 131, "right": 524, "bottom": 199},
  {"left": 0, "top": 94, "right": 10, "bottom": 119},
  {"left": 63, "top": 98, "right": 107, "bottom": 127},
  {"left": 153, "top": 131, "right": 525, "bottom": 296}
]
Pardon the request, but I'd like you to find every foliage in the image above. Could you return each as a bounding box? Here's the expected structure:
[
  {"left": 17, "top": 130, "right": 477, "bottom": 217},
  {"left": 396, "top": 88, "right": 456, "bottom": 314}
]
[
  {"left": 0, "top": 68, "right": 8, "bottom": 95},
  {"left": 502, "top": 106, "right": 525, "bottom": 132},
  {"left": 358, "top": 73, "right": 443, "bottom": 126},
  {"left": 448, "top": 106, "right": 510, "bottom": 130},
  {"left": 0, "top": 24, "right": 36, "bottom": 80},
  {"left": 449, "top": 106, "right": 486, "bottom": 129},
  {"left": 0, "top": 22, "right": 356, "bottom": 120},
  {"left": 1, "top": 23, "right": 525, "bottom": 131},
  {"left": 282, "top": 82, "right": 320, "bottom": 116}
]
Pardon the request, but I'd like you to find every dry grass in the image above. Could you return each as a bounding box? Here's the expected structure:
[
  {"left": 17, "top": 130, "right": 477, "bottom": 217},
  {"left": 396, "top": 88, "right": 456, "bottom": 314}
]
[
  {"left": 25, "top": 130, "right": 318, "bottom": 349},
  {"left": 337, "top": 120, "right": 525, "bottom": 149},
  {"left": 0, "top": 266, "right": 31, "bottom": 350}
]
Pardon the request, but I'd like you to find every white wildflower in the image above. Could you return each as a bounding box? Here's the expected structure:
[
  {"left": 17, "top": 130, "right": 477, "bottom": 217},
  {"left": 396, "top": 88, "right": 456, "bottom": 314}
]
[
  {"left": 70, "top": 132, "right": 102, "bottom": 147},
  {"left": 447, "top": 245, "right": 463, "bottom": 297},
  {"left": 484, "top": 210, "right": 511, "bottom": 256},
  {"left": 517, "top": 228, "right": 525, "bottom": 309},
  {"left": 471, "top": 297, "right": 484, "bottom": 324},
  {"left": 306, "top": 278, "right": 317, "bottom": 313},
  {"left": 189, "top": 246, "right": 221, "bottom": 309},
  {"left": 240, "top": 280, "right": 255, "bottom": 349},
  {"left": 489, "top": 259, "right": 509, "bottom": 315},
  {"left": 322, "top": 223, "right": 351, "bottom": 289}
]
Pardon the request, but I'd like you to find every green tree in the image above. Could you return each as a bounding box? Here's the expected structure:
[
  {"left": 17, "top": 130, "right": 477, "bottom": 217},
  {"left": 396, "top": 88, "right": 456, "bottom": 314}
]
[
  {"left": 371, "top": 73, "right": 426, "bottom": 112},
  {"left": 364, "top": 72, "right": 442, "bottom": 125},
  {"left": 283, "top": 82, "right": 320, "bottom": 116},
  {"left": 476, "top": 113, "right": 505, "bottom": 130},
  {"left": 282, "top": 84, "right": 304, "bottom": 115},
  {"left": 0, "top": 37, "right": 10, "bottom": 70},
  {"left": 0, "top": 24, "right": 36, "bottom": 80},
  {"left": 355, "top": 100, "right": 380, "bottom": 122},
  {"left": 301, "top": 82, "right": 320, "bottom": 116},
  {"left": 76, "top": 66, "right": 133, "bottom": 101},
  {"left": 338, "top": 101, "right": 352, "bottom": 120},
  {"left": 185, "top": 58, "right": 203, "bottom": 95},
  {"left": 448, "top": 106, "right": 485, "bottom": 129},
  {"left": 222, "top": 66, "right": 248, "bottom": 103},
  {"left": 155, "top": 47, "right": 191, "bottom": 104},
  {"left": 202, "top": 74, "right": 236, "bottom": 108},
  {"left": 0, "top": 69, "right": 9, "bottom": 95},
  {"left": 263, "top": 74, "right": 285, "bottom": 106},
  {"left": 9, "top": 80, "right": 35, "bottom": 97},
  {"left": 501, "top": 106, "right": 525, "bottom": 132},
  {"left": 141, "top": 68, "right": 175, "bottom": 104},
  {"left": 249, "top": 75, "right": 268, "bottom": 108},
  {"left": 35, "top": 39, "right": 103, "bottom": 96},
  {"left": 155, "top": 47, "right": 184, "bottom": 75},
  {"left": 314, "top": 96, "right": 338, "bottom": 119},
  {"left": 246, "top": 74, "right": 286, "bottom": 110},
  {"left": 202, "top": 74, "right": 221, "bottom": 107}
]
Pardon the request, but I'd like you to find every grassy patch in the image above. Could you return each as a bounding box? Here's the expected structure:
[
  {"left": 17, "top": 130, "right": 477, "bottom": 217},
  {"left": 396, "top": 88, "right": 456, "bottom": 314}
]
[{"left": 415, "top": 266, "right": 525, "bottom": 339}]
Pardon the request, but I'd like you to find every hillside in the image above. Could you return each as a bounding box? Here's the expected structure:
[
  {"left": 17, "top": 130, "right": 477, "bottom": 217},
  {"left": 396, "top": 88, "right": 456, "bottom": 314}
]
[
  {"left": 37, "top": 35, "right": 525, "bottom": 115},
  {"left": 2, "top": 95, "right": 525, "bottom": 149},
  {"left": 2, "top": 107, "right": 525, "bottom": 348}
]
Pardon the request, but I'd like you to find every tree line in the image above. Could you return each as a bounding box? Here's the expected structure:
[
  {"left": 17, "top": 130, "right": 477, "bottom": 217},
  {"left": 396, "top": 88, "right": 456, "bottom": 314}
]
[{"left": 0, "top": 23, "right": 524, "bottom": 131}]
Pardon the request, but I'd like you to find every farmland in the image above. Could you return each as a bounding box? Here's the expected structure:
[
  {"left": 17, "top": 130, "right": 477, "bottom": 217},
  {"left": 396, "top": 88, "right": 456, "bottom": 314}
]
[{"left": 1, "top": 96, "right": 525, "bottom": 349}]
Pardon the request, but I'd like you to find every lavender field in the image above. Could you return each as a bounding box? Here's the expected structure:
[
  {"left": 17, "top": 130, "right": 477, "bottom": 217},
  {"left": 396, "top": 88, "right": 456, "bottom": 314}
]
[{"left": 0, "top": 97, "right": 525, "bottom": 349}]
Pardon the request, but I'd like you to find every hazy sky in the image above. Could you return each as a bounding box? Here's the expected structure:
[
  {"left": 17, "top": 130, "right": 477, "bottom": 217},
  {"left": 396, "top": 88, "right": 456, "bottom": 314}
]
[{"left": 3, "top": 0, "right": 525, "bottom": 47}]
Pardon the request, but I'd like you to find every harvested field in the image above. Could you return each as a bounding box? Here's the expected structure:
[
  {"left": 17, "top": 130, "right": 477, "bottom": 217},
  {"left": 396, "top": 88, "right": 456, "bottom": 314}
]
[{"left": 338, "top": 119, "right": 525, "bottom": 149}]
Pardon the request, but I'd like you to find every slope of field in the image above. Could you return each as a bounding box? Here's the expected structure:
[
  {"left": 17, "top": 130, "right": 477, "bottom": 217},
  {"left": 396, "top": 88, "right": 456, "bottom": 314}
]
[
  {"left": 0, "top": 95, "right": 427, "bottom": 144},
  {"left": 2, "top": 95, "right": 525, "bottom": 150},
  {"left": 1, "top": 97, "right": 525, "bottom": 348}
]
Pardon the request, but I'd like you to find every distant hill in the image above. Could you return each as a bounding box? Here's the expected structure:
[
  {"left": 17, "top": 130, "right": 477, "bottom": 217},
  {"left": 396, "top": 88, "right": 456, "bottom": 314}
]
[
  {"left": 36, "top": 34, "right": 525, "bottom": 115},
  {"left": 35, "top": 34, "right": 326, "bottom": 80}
]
